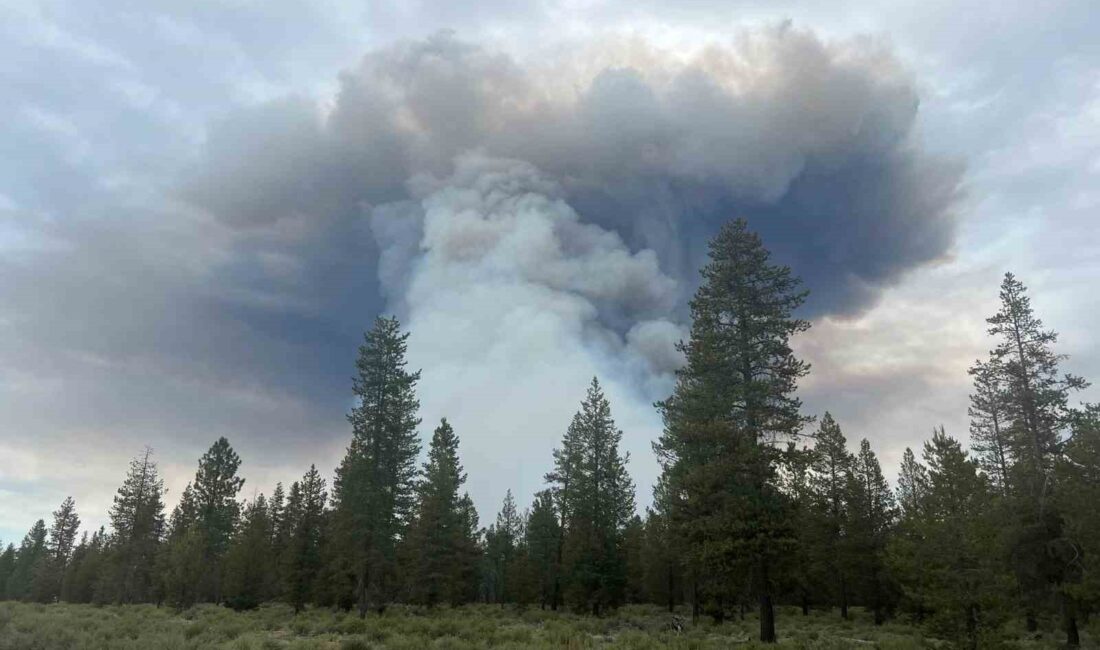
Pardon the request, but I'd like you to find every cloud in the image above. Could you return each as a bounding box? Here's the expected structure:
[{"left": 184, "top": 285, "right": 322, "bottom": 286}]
[{"left": 190, "top": 28, "right": 961, "bottom": 317}]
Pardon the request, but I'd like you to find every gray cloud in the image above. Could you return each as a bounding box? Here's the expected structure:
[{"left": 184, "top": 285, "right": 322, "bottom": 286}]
[{"left": 189, "top": 29, "right": 961, "bottom": 320}]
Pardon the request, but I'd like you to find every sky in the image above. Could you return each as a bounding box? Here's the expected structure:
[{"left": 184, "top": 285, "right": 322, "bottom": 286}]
[{"left": 1, "top": 0, "right": 1097, "bottom": 543}]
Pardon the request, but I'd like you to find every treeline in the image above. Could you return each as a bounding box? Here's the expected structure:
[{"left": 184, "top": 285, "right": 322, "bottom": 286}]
[{"left": 1, "top": 219, "right": 1097, "bottom": 648}]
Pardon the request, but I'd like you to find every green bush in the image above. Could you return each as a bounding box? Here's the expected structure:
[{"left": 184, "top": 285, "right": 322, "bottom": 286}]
[{"left": 0, "top": 600, "right": 1083, "bottom": 649}]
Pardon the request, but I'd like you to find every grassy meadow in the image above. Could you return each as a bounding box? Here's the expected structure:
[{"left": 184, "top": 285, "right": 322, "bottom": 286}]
[{"left": 0, "top": 602, "right": 1092, "bottom": 650}]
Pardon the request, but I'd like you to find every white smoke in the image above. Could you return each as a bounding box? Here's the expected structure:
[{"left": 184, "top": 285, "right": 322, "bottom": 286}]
[{"left": 373, "top": 153, "right": 682, "bottom": 511}]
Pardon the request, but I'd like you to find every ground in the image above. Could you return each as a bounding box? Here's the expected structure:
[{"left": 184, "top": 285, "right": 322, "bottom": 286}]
[{"left": 0, "top": 602, "right": 1090, "bottom": 649}]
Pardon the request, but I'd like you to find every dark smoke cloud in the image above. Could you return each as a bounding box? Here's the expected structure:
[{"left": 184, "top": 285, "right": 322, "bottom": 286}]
[{"left": 187, "top": 27, "right": 961, "bottom": 322}]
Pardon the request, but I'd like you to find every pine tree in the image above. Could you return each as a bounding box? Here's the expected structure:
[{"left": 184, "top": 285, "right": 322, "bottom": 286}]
[
  {"left": 641, "top": 477, "right": 683, "bottom": 613},
  {"left": 553, "top": 378, "right": 635, "bottom": 614},
  {"left": 525, "top": 490, "right": 561, "bottom": 609},
  {"left": 622, "top": 515, "right": 646, "bottom": 604},
  {"left": 193, "top": 438, "right": 245, "bottom": 553},
  {"left": 160, "top": 437, "right": 245, "bottom": 609},
  {"left": 269, "top": 482, "right": 288, "bottom": 572},
  {"left": 919, "top": 428, "right": 1010, "bottom": 648},
  {"left": 403, "top": 419, "right": 480, "bottom": 606},
  {"left": 223, "top": 494, "right": 275, "bottom": 610},
  {"left": 108, "top": 447, "right": 166, "bottom": 603},
  {"left": 161, "top": 525, "right": 205, "bottom": 609},
  {"left": 169, "top": 482, "right": 198, "bottom": 535},
  {"left": 60, "top": 527, "right": 108, "bottom": 603},
  {"left": 0, "top": 543, "right": 15, "bottom": 598},
  {"left": 31, "top": 496, "right": 81, "bottom": 602},
  {"left": 807, "top": 412, "right": 854, "bottom": 618},
  {"left": 331, "top": 316, "right": 422, "bottom": 616},
  {"left": 6, "top": 519, "right": 47, "bottom": 600},
  {"left": 545, "top": 400, "right": 585, "bottom": 610},
  {"left": 483, "top": 490, "right": 521, "bottom": 604},
  {"left": 781, "top": 440, "right": 817, "bottom": 616},
  {"left": 981, "top": 273, "right": 1087, "bottom": 641},
  {"left": 654, "top": 219, "right": 811, "bottom": 642},
  {"left": 191, "top": 437, "right": 246, "bottom": 602},
  {"left": 284, "top": 466, "right": 328, "bottom": 613},
  {"left": 889, "top": 447, "right": 932, "bottom": 621},
  {"left": 845, "top": 439, "right": 897, "bottom": 624},
  {"left": 1057, "top": 406, "right": 1100, "bottom": 630},
  {"left": 968, "top": 359, "right": 1014, "bottom": 495}
]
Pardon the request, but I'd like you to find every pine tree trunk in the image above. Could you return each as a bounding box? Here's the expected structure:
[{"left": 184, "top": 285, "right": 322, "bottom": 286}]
[
  {"left": 1064, "top": 593, "right": 1080, "bottom": 647},
  {"left": 872, "top": 577, "right": 884, "bottom": 625},
  {"left": 801, "top": 591, "right": 809, "bottom": 616},
  {"left": 840, "top": 576, "right": 849, "bottom": 620},
  {"left": 692, "top": 581, "right": 700, "bottom": 624},
  {"left": 966, "top": 604, "right": 978, "bottom": 650},
  {"left": 356, "top": 568, "right": 368, "bottom": 618},
  {"left": 667, "top": 567, "right": 675, "bottom": 613},
  {"left": 759, "top": 556, "right": 776, "bottom": 643}
]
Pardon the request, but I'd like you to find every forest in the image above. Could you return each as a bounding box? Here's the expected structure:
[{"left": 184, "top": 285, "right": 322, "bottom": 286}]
[{"left": 1, "top": 219, "right": 1096, "bottom": 649}]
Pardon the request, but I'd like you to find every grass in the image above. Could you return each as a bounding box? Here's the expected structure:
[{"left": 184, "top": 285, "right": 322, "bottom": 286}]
[{"left": 0, "top": 602, "right": 1090, "bottom": 649}]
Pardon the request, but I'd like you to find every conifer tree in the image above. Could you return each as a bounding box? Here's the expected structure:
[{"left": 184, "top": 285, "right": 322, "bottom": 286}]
[
  {"left": 331, "top": 316, "right": 422, "bottom": 616},
  {"left": 161, "top": 525, "right": 205, "bottom": 609},
  {"left": 781, "top": 441, "right": 817, "bottom": 616},
  {"left": 0, "top": 543, "right": 15, "bottom": 598},
  {"left": 845, "top": 439, "right": 897, "bottom": 624},
  {"left": 107, "top": 447, "right": 166, "bottom": 603},
  {"left": 641, "top": 477, "right": 683, "bottom": 613},
  {"left": 968, "top": 360, "right": 1014, "bottom": 495},
  {"left": 81, "top": 528, "right": 111, "bottom": 604},
  {"left": 654, "top": 218, "right": 811, "bottom": 642},
  {"left": 6, "top": 519, "right": 47, "bottom": 600},
  {"left": 159, "top": 436, "right": 245, "bottom": 609},
  {"left": 403, "top": 419, "right": 480, "bottom": 606},
  {"left": 223, "top": 494, "right": 275, "bottom": 610},
  {"left": 553, "top": 378, "right": 635, "bottom": 614},
  {"left": 889, "top": 447, "right": 932, "bottom": 621},
  {"left": 31, "top": 496, "right": 81, "bottom": 602},
  {"left": 269, "top": 482, "right": 288, "bottom": 570},
  {"left": 979, "top": 273, "right": 1087, "bottom": 641},
  {"left": 807, "top": 412, "right": 853, "bottom": 618},
  {"left": 546, "top": 402, "right": 585, "bottom": 610},
  {"left": 193, "top": 438, "right": 245, "bottom": 557},
  {"left": 1057, "top": 406, "right": 1100, "bottom": 630},
  {"left": 189, "top": 437, "right": 246, "bottom": 603},
  {"left": 59, "top": 532, "right": 88, "bottom": 602},
  {"left": 622, "top": 515, "right": 646, "bottom": 604},
  {"left": 525, "top": 490, "right": 561, "bottom": 609},
  {"left": 283, "top": 466, "right": 328, "bottom": 613},
  {"left": 918, "top": 428, "right": 1009, "bottom": 648},
  {"left": 483, "top": 490, "right": 521, "bottom": 604}
]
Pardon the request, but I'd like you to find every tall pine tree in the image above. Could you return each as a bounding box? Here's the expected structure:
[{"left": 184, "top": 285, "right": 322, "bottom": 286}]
[
  {"left": 331, "top": 316, "right": 422, "bottom": 616},
  {"left": 845, "top": 439, "right": 897, "bottom": 624},
  {"left": 552, "top": 378, "right": 635, "bottom": 614},
  {"left": 223, "top": 494, "right": 275, "bottom": 610},
  {"left": 525, "top": 490, "right": 561, "bottom": 609},
  {"left": 31, "top": 497, "right": 80, "bottom": 602},
  {"left": 107, "top": 447, "right": 166, "bottom": 603},
  {"left": 403, "top": 419, "right": 480, "bottom": 606},
  {"left": 655, "top": 218, "right": 811, "bottom": 642},
  {"left": 807, "top": 412, "right": 853, "bottom": 618},
  {"left": 283, "top": 466, "right": 328, "bottom": 613},
  {"left": 976, "top": 273, "right": 1087, "bottom": 642},
  {"left": 5, "top": 519, "right": 47, "bottom": 600}
]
